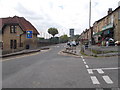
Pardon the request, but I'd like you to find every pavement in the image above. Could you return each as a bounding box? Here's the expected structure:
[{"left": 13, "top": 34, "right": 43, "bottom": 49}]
[
  {"left": 63, "top": 45, "right": 120, "bottom": 57},
  {"left": 0, "top": 47, "right": 50, "bottom": 58}
]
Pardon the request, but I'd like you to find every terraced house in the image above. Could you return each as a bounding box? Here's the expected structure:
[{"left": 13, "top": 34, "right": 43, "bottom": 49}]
[
  {"left": 93, "top": 6, "right": 120, "bottom": 45},
  {"left": 0, "top": 16, "right": 39, "bottom": 54},
  {"left": 80, "top": 5, "right": 120, "bottom": 45}
]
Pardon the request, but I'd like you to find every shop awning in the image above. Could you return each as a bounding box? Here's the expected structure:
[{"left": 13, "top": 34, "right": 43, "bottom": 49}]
[
  {"left": 93, "top": 31, "right": 102, "bottom": 36},
  {"left": 93, "top": 23, "right": 114, "bottom": 36},
  {"left": 102, "top": 23, "right": 113, "bottom": 31}
]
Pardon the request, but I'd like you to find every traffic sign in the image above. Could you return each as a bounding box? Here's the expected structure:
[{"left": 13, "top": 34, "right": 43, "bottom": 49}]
[{"left": 26, "top": 31, "right": 32, "bottom": 38}]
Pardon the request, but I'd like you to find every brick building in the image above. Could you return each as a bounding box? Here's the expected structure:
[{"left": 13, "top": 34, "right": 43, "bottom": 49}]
[
  {"left": 80, "top": 6, "right": 120, "bottom": 45},
  {"left": 0, "top": 16, "right": 39, "bottom": 54},
  {"left": 93, "top": 6, "right": 120, "bottom": 45}
]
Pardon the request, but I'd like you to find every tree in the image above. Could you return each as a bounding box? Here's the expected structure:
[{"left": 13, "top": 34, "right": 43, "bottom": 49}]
[
  {"left": 48, "top": 28, "right": 58, "bottom": 37},
  {"left": 74, "top": 34, "right": 80, "bottom": 41},
  {"left": 69, "top": 34, "right": 80, "bottom": 42},
  {"left": 60, "top": 34, "right": 69, "bottom": 43}
]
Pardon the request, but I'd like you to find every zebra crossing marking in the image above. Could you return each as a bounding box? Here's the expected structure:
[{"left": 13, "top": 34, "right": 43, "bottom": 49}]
[
  {"left": 102, "top": 76, "right": 113, "bottom": 84},
  {"left": 90, "top": 76, "right": 100, "bottom": 84}
]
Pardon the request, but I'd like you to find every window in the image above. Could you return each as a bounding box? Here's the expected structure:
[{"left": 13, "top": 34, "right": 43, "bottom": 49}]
[
  {"left": 10, "top": 40, "right": 17, "bottom": 49},
  {"left": 10, "top": 25, "right": 16, "bottom": 33},
  {"left": 10, "top": 40, "right": 13, "bottom": 49},
  {"left": 14, "top": 26, "right": 17, "bottom": 33},
  {"left": 14, "top": 40, "right": 17, "bottom": 49}
]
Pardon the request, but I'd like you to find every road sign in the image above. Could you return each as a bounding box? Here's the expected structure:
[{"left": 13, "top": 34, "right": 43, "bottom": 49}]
[{"left": 26, "top": 31, "right": 32, "bottom": 38}]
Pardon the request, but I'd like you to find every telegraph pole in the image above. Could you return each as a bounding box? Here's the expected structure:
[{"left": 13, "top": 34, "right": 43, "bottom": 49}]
[
  {"left": 89, "top": 0, "right": 91, "bottom": 28},
  {"left": 89, "top": 0, "right": 93, "bottom": 56},
  {"left": 89, "top": 0, "right": 93, "bottom": 45}
]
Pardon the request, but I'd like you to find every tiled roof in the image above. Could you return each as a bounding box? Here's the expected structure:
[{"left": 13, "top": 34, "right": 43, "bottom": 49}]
[{"left": 1, "top": 16, "right": 39, "bottom": 34}]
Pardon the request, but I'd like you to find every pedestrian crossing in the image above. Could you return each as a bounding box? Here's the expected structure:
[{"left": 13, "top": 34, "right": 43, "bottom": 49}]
[
  {"left": 80, "top": 56, "right": 118, "bottom": 87},
  {"left": 102, "top": 76, "right": 113, "bottom": 84},
  {"left": 91, "top": 76, "right": 100, "bottom": 84},
  {"left": 87, "top": 69, "right": 104, "bottom": 74},
  {"left": 87, "top": 68, "right": 115, "bottom": 85}
]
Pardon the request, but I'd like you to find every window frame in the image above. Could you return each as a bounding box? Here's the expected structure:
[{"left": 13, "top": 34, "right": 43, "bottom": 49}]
[{"left": 10, "top": 25, "right": 16, "bottom": 33}]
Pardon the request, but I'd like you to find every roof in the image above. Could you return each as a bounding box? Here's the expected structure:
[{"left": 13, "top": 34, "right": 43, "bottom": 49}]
[
  {"left": 95, "top": 6, "right": 120, "bottom": 23},
  {"left": 0, "top": 16, "right": 39, "bottom": 34}
]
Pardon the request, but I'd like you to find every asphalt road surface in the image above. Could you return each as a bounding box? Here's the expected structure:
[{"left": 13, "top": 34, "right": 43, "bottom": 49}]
[{"left": 2, "top": 44, "right": 119, "bottom": 89}]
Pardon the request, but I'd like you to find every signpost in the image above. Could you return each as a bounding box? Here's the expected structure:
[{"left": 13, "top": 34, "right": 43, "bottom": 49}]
[{"left": 26, "top": 31, "right": 32, "bottom": 38}]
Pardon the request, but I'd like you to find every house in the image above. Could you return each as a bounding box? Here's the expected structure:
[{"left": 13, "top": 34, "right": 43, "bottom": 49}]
[
  {"left": 0, "top": 16, "right": 39, "bottom": 54},
  {"left": 80, "top": 6, "right": 120, "bottom": 45},
  {"left": 80, "top": 29, "right": 89, "bottom": 44},
  {"left": 93, "top": 6, "right": 120, "bottom": 45}
]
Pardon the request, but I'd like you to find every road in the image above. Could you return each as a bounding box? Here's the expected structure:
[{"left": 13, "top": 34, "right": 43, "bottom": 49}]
[{"left": 2, "top": 44, "right": 119, "bottom": 89}]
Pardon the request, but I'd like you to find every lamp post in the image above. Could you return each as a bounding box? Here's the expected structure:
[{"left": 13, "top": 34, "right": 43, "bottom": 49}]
[
  {"left": 89, "top": 0, "right": 93, "bottom": 45},
  {"left": 89, "top": 0, "right": 91, "bottom": 28},
  {"left": 89, "top": 0, "right": 93, "bottom": 56}
]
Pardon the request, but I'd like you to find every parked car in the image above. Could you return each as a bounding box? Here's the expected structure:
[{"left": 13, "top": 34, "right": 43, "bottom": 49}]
[
  {"left": 76, "top": 42, "right": 79, "bottom": 46},
  {"left": 67, "top": 41, "right": 77, "bottom": 47},
  {"left": 108, "top": 38, "right": 115, "bottom": 46},
  {"left": 115, "top": 41, "right": 120, "bottom": 46},
  {"left": 67, "top": 41, "right": 70, "bottom": 46}
]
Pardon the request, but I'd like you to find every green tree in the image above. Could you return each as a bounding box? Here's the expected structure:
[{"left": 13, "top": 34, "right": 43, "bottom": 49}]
[
  {"left": 60, "top": 34, "right": 69, "bottom": 43},
  {"left": 48, "top": 28, "right": 58, "bottom": 37},
  {"left": 74, "top": 34, "right": 80, "bottom": 41}
]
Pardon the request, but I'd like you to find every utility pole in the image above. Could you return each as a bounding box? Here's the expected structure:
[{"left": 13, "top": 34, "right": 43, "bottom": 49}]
[
  {"left": 89, "top": 0, "right": 91, "bottom": 28},
  {"left": 89, "top": 0, "right": 93, "bottom": 56},
  {"left": 89, "top": 0, "right": 93, "bottom": 45}
]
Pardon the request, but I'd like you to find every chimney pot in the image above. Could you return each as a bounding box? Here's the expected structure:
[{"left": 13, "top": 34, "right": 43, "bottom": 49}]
[{"left": 108, "top": 8, "right": 112, "bottom": 14}]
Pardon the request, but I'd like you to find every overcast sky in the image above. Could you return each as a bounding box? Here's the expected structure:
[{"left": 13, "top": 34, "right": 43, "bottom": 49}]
[{"left": 0, "top": 0, "right": 119, "bottom": 37}]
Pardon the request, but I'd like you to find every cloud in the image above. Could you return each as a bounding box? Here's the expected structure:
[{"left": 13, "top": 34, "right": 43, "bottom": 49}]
[
  {"left": 0, "top": 0, "right": 119, "bottom": 37},
  {"left": 15, "top": 3, "right": 36, "bottom": 16},
  {"left": 58, "top": 6, "right": 64, "bottom": 10}
]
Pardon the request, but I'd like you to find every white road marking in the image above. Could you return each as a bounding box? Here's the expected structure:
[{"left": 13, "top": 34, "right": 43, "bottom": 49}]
[
  {"left": 102, "top": 76, "right": 113, "bottom": 84},
  {"left": 85, "top": 65, "right": 89, "bottom": 68},
  {"left": 100, "top": 67, "right": 120, "bottom": 70},
  {"left": 83, "top": 59, "right": 85, "bottom": 62},
  {"left": 84, "top": 61, "right": 87, "bottom": 64},
  {"left": 90, "top": 76, "right": 100, "bottom": 84},
  {"left": 81, "top": 56, "right": 83, "bottom": 58},
  {"left": 87, "top": 69, "right": 93, "bottom": 74},
  {"left": 96, "top": 69, "right": 104, "bottom": 74},
  {"left": 91, "top": 67, "right": 120, "bottom": 70}
]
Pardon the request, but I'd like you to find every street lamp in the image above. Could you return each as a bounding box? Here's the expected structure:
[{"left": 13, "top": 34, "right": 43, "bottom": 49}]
[
  {"left": 89, "top": 0, "right": 91, "bottom": 28},
  {"left": 89, "top": 0, "right": 93, "bottom": 45}
]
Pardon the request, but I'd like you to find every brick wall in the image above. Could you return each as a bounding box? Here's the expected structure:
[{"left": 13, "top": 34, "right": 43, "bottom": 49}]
[{"left": 2, "top": 25, "right": 38, "bottom": 54}]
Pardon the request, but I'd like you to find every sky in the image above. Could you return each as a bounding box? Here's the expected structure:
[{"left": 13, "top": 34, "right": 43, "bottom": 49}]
[{"left": 0, "top": 0, "right": 119, "bottom": 38}]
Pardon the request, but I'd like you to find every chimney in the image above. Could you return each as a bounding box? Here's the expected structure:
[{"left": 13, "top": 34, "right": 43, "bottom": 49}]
[{"left": 108, "top": 8, "right": 112, "bottom": 14}]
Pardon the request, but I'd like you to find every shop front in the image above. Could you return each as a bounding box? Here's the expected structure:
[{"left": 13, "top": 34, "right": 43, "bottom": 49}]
[
  {"left": 93, "top": 31, "right": 102, "bottom": 45},
  {"left": 102, "top": 23, "right": 114, "bottom": 40},
  {"left": 93, "top": 23, "right": 114, "bottom": 46}
]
